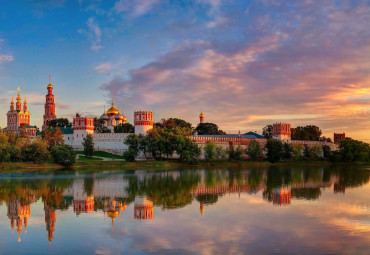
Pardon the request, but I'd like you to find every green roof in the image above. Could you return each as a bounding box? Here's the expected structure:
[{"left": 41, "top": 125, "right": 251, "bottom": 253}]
[{"left": 60, "top": 126, "right": 73, "bottom": 134}]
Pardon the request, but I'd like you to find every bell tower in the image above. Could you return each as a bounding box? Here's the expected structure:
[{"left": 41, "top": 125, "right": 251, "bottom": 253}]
[{"left": 42, "top": 75, "right": 56, "bottom": 131}]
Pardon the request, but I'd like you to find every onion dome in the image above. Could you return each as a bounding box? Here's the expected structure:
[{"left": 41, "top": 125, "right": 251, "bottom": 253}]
[
  {"left": 122, "top": 115, "right": 127, "bottom": 124},
  {"left": 106, "top": 99, "right": 119, "bottom": 116},
  {"left": 100, "top": 105, "right": 109, "bottom": 120},
  {"left": 199, "top": 111, "right": 204, "bottom": 118},
  {"left": 114, "top": 112, "right": 124, "bottom": 120},
  {"left": 47, "top": 74, "right": 53, "bottom": 89}
]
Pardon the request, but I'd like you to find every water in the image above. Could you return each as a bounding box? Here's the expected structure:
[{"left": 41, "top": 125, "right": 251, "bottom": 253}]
[{"left": 0, "top": 166, "right": 369, "bottom": 254}]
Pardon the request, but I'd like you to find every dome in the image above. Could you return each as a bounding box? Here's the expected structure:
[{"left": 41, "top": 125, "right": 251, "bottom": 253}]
[
  {"left": 122, "top": 115, "right": 127, "bottom": 123},
  {"left": 106, "top": 105, "right": 119, "bottom": 117},
  {"left": 47, "top": 83, "right": 53, "bottom": 90},
  {"left": 199, "top": 111, "right": 204, "bottom": 118},
  {"left": 100, "top": 112, "right": 109, "bottom": 120},
  {"left": 114, "top": 113, "right": 124, "bottom": 120}
]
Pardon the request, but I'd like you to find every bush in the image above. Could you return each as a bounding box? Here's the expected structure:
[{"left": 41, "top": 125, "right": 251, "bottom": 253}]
[
  {"left": 51, "top": 144, "right": 76, "bottom": 166},
  {"left": 234, "top": 145, "right": 243, "bottom": 160},
  {"left": 266, "top": 139, "right": 283, "bottom": 163},
  {"left": 322, "top": 145, "right": 331, "bottom": 160},
  {"left": 204, "top": 142, "right": 216, "bottom": 160},
  {"left": 246, "top": 140, "right": 262, "bottom": 160},
  {"left": 303, "top": 145, "right": 310, "bottom": 159},
  {"left": 339, "top": 139, "right": 370, "bottom": 162},
  {"left": 123, "top": 148, "right": 138, "bottom": 162}
]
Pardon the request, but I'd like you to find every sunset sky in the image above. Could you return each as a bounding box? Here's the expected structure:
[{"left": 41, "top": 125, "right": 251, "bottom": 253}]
[{"left": 0, "top": 0, "right": 369, "bottom": 141}]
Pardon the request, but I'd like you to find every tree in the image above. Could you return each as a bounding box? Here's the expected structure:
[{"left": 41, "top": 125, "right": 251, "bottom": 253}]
[
  {"left": 175, "top": 137, "right": 200, "bottom": 163},
  {"left": 262, "top": 125, "right": 273, "bottom": 139},
  {"left": 234, "top": 145, "right": 243, "bottom": 160},
  {"left": 44, "top": 127, "right": 64, "bottom": 148},
  {"left": 22, "top": 139, "right": 50, "bottom": 163},
  {"left": 215, "top": 145, "right": 227, "bottom": 160},
  {"left": 82, "top": 134, "right": 95, "bottom": 157},
  {"left": 309, "top": 145, "right": 323, "bottom": 160},
  {"left": 114, "top": 123, "right": 134, "bottom": 133},
  {"left": 246, "top": 140, "right": 262, "bottom": 160},
  {"left": 194, "top": 123, "right": 226, "bottom": 135},
  {"left": 123, "top": 134, "right": 141, "bottom": 161},
  {"left": 303, "top": 145, "right": 310, "bottom": 159},
  {"left": 322, "top": 145, "right": 331, "bottom": 160},
  {"left": 93, "top": 118, "right": 111, "bottom": 133},
  {"left": 283, "top": 143, "right": 293, "bottom": 159},
  {"left": 48, "top": 118, "right": 72, "bottom": 128},
  {"left": 266, "top": 139, "right": 283, "bottom": 163},
  {"left": 0, "top": 132, "right": 10, "bottom": 162},
  {"left": 204, "top": 142, "right": 216, "bottom": 160},
  {"left": 292, "top": 144, "right": 303, "bottom": 160},
  {"left": 339, "top": 139, "right": 370, "bottom": 162},
  {"left": 51, "top": 144, "right": 76, "bottom": 166},
  {"left": 291, "top": 125, "right": 322, "bottom": 141}
]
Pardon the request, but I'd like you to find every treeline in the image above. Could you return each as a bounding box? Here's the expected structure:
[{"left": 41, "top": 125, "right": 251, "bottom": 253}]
[{"left": 0, "top": 128, "right": 75, "bottom": 166}]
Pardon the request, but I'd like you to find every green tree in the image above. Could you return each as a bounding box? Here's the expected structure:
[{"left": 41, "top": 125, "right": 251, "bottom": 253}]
[
  {"left": 292, "top": 144, "right": 303, "bottom": 160},
  {"left": 194, "top": 123, "right": 226, "bottom": 135},
  {"left": 339, "top": 139, "right": 370, "bottom": 162},
  {"left": 262, "top": 125, "right": 273, "bottom": 139},
  {"left": 93, "top": 118, "right": 111, "bottom": 133},
  {"left": 82, "top": 134, "right": 95, "bottom": 157},
  {"left": 175, "top": 137, "right": 200, "bottom": 163},
  {"left": 322, "top": 145, "right": 331, "bottom": 160},
  {"left": 309, "top": 145, "right": 323, "bottom": 160},
  {"left": 48, "top": 118, "right": 72, "bottom": 128},
  {"left": 266, "top": 139, "right": 283, "bottom": 163},
  {"left": 247, "top": 140, "right": 262, "bottom": 160},
  {"left": 303, "top": 145, "right": 310, "bottom": 159},
  {"left": 114, "top": 123, "right": 134, "bottom": 133},
  {"left": 234, "top": 145, "right": 244, "bottom": 160},
  {"left": 283, "top": 143, "right": 293, "bottom": 159},
  {"left": 215, "top": 145, "right": 227, "bottom": 160},
  {"left": 123, "top": 134, "right": 141, "bottom": 161},
  {"left": 22, "top": 139, "right": 50, "bottom": 163},
  {"left": 292, "top": 125, "right": 322, "bottom": 141},
  {"left": 51, "top": 144, "right": 76, "bottom": 166},
  {"left": 204, "top": 142, "right": 216, "bottom": 160}
]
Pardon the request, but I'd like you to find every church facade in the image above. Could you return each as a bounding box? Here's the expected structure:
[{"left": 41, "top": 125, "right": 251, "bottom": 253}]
[{"left": 6, "top": 88, "right": 36, "bottom": 137}]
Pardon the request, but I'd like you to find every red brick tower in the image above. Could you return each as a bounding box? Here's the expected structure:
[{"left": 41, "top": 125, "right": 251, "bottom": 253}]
[
  {"left": 42, "top": 75, "right": 56, "bottom": 131},
  {"left": 272, "top": 123, "right": 291, "bottom": 140},
  {"left": 334, "top": 133, "right": 345, "bottom": 144},
  {"left": 199, "top": 111, "right": 205, "bottom": 124}
]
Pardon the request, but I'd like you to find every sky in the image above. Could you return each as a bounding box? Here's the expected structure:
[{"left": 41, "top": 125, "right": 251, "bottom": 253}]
[{"left": 0, "top": 0, "right": 369, "bottom": 141}]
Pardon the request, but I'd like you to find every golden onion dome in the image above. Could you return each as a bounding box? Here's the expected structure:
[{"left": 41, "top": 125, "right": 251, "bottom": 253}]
[
  {"left": 199, "top": 111, "right": 205, "bottom": 118},
  {"left": 122, "top": 115, "right": 127, "bottom": 124},
  {"left": 107, "top": 210, "right": 119, "bottom": 221},
  {"left": 106, "top": 105, "right": 119, "bottom": 116},
  {"left": 47, "top": 83, "right": 53, "bottom": 90}
]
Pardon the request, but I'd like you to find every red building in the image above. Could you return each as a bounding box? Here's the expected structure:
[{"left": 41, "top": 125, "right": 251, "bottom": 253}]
[
  {"left": 6, "top": 88, "right": 36, "bottom": 136},
  {"left": 334, "top": 133, "right": 345, "bottom": 144},
  {"left": 42, "top": 76, "right": 56, "bottom": 131}
]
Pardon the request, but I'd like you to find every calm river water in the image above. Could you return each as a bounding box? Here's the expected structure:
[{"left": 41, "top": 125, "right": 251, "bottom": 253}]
[{"left": 0, "top": 166, "right": 369, "bottom": 254}]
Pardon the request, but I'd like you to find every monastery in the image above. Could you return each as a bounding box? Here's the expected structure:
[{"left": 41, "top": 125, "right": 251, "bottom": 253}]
[{"left": 4, "top": 79, "right": 339, "bottom": 155}]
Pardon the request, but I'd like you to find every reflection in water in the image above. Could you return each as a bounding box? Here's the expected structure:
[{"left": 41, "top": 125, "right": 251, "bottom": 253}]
[{"left": 0, "top": 166, "right": 369, "bottom": 253}]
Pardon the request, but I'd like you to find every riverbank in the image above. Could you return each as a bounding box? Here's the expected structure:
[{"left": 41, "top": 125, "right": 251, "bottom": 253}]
[{"left": 1, "top": 160, "right": 369, "bottom": 172}]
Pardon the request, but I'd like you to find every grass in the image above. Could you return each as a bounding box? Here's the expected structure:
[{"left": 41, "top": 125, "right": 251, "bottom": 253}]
[
  {"left": 77, "top": 156, "right": 104, "bottom": 161},
  {"left": 75, "top": 150, "right": 124, "bottom": 159}
]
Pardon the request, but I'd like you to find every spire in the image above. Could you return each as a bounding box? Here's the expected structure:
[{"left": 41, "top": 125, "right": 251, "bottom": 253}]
[
  {"left": 49, "top": 74, "right": 51, "bottom": 84},
  {"left": 10, "top": 96, "right": 14, "bottom": 111},
  {"left": 47, "top": 74, "right": 53, "bottom": 90},
  {"left": 16, "top": 87, "right": 22, "bottom": 111},
  {"left": 111, "top": 95, "right": 114, "bottom": 106},
  {"left": 23, "top": 96, "right": 28, "bottom": 112}
]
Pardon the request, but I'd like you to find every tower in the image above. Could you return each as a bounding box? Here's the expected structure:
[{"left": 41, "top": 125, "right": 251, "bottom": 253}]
[
  {"left": 334, "top": 133, "right": 345, "bottom": 144},
  {"left": 72, "top": 116, "right": 94, "bottom": 148},
  {"left": 42, "top": 75, "right": 56, "bottom": 131},
  {"left": 134, "top": 111, "right": 154, "bottom": 135},
  {"left": 199, "top": 111, "right": 205, "bottom": 124},
  {"left": 134, "top": 197, "right": 154, "bottom": 220},
  {"left": 272, "top": 123, "right": 291, "bottom": 140}
]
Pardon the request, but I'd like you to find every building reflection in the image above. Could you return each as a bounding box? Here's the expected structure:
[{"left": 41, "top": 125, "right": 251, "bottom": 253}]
[
  {"left": 272, "top": 186, "right": 291, "bottom": 206},
  {"left": 0, "top": 167, "right": 369, "bottom": 245},
  {"left": 134, "top": 197, "right": 154, "bottom": 220}
]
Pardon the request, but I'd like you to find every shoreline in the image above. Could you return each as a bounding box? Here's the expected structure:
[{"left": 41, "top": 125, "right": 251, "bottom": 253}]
[{"left": 1, "top": 160, "right": 368, "bottom": 172}]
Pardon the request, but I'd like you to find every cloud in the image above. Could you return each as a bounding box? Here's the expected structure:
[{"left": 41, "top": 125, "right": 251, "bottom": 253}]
[
  {"left": 0, "top": 55, "right": 14, "bottom": 64},
  {"left": 94, "top": 62, "right": 112, "bottom": 73},
  {"left": 85, "top": 17, "right": 103, "bottom": 51},
  {"left": 113, "top": 0, "right": 160, "bottom": 17},
  {"left": 100, "top": 1, "right": 370, "bottom": 140},
  {"left": 206, "top": 16, "right": 228, "bottom": 28}
]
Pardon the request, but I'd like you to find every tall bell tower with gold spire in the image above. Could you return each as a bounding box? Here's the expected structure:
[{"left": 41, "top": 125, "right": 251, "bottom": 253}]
[{"left": 42, "top": 75, "right": 56, "bottom": 131}]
